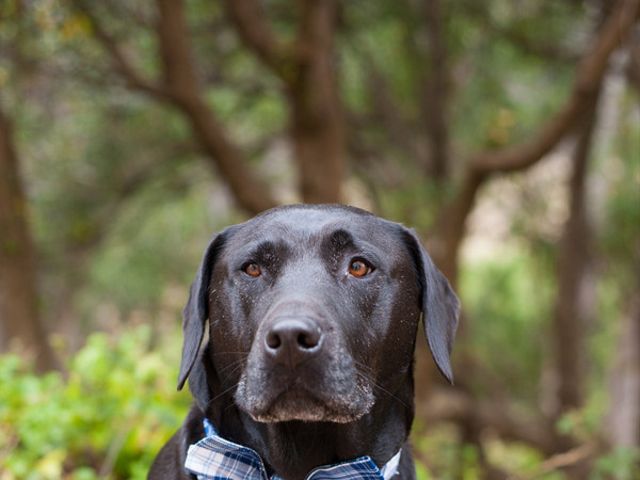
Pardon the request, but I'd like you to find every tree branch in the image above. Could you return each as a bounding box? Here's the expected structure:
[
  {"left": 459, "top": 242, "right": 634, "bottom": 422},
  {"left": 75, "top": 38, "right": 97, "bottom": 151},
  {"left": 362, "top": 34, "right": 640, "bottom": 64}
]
[
  {"left": 153, "top": 0, "right": 278, "bottom": 214},
  {"left": 432, "top": 0, "right": 639, "bottom": 278},
  {"left": 516, "top": 443, "right": 598, "bottom": 480},
  {"left": 463, "top": 3, "right": 580, "bottom": 64},
  {"left": 70, "top": 0, "right": 168, "bottom": 98},
  {"left": 155, "top": 0, "right": 201, "bottom": 98},
  {"left": 471, "top": 0, "right": 639, "bottom": 174},
  {"left": 222, "top": 0, "right": 295, "bottom": 82},
  {"left": 71, "top": 0, "right": 278, "bottom": 214},
  {"left": 421, "top": 388, "right": 561, "bottom": 456}
]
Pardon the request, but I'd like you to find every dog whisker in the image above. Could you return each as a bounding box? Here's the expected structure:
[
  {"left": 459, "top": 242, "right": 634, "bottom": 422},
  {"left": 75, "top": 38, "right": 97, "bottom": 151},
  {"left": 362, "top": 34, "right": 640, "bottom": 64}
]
[
  {"left": 217, "top": 357, "right": 248, "bottom": 376},
  {"left": 209, "top": 381, "right": 241, "bottom": 404},
  {"left": 354, "top": 369, "right": 409, "bottom": 409}
]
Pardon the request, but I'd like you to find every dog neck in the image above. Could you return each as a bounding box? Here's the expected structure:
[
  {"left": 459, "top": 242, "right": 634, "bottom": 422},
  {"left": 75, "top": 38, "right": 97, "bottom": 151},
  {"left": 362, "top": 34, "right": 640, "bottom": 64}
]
[{"left": 193, "top": 358, "right": 414, "bottom": 480}]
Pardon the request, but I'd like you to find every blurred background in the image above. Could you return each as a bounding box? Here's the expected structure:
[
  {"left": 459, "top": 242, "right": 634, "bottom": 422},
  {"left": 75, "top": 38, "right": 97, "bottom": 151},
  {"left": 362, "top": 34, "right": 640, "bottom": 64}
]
[{"left": 0, "top": 0, "right": 638, "bottom": 478}]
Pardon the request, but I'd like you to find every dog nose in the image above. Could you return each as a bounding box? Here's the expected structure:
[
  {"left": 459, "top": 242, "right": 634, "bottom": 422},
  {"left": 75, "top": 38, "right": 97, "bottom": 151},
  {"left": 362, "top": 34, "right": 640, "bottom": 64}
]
[{"left": 264, "top": 318, "right": 323, "bottom": 368}]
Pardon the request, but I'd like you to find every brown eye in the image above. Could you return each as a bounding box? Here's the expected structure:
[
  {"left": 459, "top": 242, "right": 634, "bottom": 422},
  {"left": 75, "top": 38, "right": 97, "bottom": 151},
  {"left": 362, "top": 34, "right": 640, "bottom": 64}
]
[
  {"left": 243, "top": 263, "right": 262, "bottom": 277},
  {"left": 348, "top": 259, "right": 372, "bottom": 278}
]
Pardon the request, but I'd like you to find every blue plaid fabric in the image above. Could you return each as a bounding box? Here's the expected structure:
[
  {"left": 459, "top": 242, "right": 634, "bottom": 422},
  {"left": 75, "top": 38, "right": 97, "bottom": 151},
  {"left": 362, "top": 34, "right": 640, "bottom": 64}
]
[{"left": 185, "top": 419, "right": 401, "bottom": 480}]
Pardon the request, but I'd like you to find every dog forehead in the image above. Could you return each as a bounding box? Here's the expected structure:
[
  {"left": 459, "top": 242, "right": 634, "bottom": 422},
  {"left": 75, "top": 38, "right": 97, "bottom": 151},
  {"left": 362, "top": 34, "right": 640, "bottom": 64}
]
[{"left": 229, "top": 206, "right": 404, "bottom": 252}]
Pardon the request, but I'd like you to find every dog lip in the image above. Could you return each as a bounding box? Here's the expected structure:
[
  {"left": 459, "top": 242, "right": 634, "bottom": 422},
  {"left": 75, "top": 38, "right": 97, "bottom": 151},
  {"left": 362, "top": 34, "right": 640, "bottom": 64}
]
[
  {"left": 242, "top": 388, "right": 368, "bottom": 424},
  {"left": 235, "top": 375, "right": 374, "bottom": 424}
]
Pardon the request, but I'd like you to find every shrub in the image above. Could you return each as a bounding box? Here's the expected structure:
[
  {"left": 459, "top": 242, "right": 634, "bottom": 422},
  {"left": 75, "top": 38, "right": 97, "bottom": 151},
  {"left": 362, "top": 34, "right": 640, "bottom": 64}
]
[{"left": 0, "top": 326, "right": 191, "bottom": 480}]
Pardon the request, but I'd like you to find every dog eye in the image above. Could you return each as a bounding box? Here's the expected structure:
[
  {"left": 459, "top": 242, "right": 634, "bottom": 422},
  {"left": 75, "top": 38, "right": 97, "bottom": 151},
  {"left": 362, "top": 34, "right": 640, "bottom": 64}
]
[
  {"left": 242, "top": 262, "right": 262, "bottom": 278},
  {"left": 348, "top": 259, "right": 373, "bottom": 278}
]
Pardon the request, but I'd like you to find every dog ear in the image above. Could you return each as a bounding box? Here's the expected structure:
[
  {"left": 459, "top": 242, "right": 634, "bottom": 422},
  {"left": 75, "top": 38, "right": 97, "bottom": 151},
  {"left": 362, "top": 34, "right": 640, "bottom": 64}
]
[
  {"left": 177, "top": 230, "right": 230, "bottom": 391},
  {"left": 402, "top": 228, "right": 460, "bottom": 384}
]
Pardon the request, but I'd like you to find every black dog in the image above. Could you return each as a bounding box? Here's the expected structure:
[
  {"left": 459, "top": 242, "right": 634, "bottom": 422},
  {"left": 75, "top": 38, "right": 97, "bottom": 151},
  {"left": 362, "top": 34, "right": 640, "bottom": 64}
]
[{"left": 149, "top": 205, "right": 459, "bottom": 479}]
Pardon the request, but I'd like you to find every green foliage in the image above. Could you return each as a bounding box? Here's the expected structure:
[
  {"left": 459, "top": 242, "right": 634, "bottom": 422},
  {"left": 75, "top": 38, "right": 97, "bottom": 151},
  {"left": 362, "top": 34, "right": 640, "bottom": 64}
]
[
  {"left": 0, "top": 327, "right": 190, "bottom": 480},
  {"left": 410, "top": 424, "right": 563, "bottom": 480},
  {"left": 486, "top": 440, "right": 564, "bottom": 480},
  {"left": 412, "top": 424, "right": 469, "bottom": 479},
  {"left": 377, "top": 175, "right": 447, "bottom": 231},
  {"left": 81, "top": 176, "right": 228, "bottom": 314},
  {"left": 600, "top": 95, "right": 640, "bottom": 277},
  {"left": 592, "top": 447, "right": 640, "bottom": 480},
  {"left": 460, "top": 252, "right": 553, "bottom": 400}
]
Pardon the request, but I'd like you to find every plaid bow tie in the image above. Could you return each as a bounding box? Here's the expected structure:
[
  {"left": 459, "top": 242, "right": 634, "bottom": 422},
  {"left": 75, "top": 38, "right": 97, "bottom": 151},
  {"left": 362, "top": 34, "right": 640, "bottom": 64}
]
[{"left": 185, "top": 419, "right": 402, "bottom": 480}]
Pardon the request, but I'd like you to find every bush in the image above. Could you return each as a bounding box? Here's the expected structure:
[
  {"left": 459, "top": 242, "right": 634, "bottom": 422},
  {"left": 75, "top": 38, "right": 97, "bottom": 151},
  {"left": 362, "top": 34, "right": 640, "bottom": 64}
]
[{"left": 0, "top": 327, "right": 191, "bottom": 480}]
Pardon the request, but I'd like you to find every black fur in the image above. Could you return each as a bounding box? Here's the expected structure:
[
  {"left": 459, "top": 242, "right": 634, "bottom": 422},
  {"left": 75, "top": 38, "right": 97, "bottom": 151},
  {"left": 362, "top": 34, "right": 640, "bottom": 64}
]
[{"left": 149, "top": 205, "right": 459, "bottom": 480}]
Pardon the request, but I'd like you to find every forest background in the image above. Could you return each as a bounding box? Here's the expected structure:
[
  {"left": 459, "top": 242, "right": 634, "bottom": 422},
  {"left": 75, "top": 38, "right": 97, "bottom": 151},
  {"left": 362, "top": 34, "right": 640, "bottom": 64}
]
[{"left": 0, "top": 0, "right": 639, "bottom": 479}]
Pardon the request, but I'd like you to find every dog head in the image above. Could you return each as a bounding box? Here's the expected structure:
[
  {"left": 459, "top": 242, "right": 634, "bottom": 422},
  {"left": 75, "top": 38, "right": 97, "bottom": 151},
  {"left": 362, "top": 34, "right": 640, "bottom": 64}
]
[{"left": 176, "top": 205, "right": 459, "bottom": 423}]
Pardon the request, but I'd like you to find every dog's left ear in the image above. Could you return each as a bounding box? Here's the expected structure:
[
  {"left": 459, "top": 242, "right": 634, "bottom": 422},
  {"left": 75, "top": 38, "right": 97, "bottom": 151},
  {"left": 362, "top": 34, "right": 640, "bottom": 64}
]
[
  {"left": 177, "top": 229, "right": 232, "bottom": 392},
  {"left": 402, "top": 228, "right": 460, "bottom": 384}
]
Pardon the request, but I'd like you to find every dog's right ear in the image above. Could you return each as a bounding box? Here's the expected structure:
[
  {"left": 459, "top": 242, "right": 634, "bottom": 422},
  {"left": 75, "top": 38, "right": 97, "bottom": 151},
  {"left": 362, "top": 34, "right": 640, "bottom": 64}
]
[
  {"left": 177, "top": 229, "right": 231, "bottom": 391},
  {"left": 401, "top": 227, "right": 460, "bottom": 384}
]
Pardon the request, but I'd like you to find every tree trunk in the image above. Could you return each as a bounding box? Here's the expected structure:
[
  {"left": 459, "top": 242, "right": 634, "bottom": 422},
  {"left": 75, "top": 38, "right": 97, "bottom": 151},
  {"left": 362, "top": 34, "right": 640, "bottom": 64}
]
[
  {"left": 288, "top": 0, "right": 345, "bottom": 204},
  {"left": 432, "top": 169, "right": 487, "bottom": 284},
  {"left": 422, "top": 0, "right": 450, "bottom": 182},
  {"left": 606, "top": 288, "right": 640, "bottom": 449},
  {"left": 223, "top": 0, "right": 345, "bottom": 204},
  {"left": 210, "top": 0, "right": 348, "bottom": 206},
  {"left": 0, "top": 109, "right": 59, "bottom": 372},
  {"left": 549, "top": 91, "right": 600, "bottom": 423}
]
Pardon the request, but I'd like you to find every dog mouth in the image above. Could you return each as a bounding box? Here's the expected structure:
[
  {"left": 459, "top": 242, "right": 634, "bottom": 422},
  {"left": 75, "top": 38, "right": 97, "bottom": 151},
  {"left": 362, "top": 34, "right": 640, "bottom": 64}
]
[
  {"left": 246, "top": 389, "right": 363, "bottom": 423},
  {"left": 234, "top": 370, "right": 375, "bottom": 424}
]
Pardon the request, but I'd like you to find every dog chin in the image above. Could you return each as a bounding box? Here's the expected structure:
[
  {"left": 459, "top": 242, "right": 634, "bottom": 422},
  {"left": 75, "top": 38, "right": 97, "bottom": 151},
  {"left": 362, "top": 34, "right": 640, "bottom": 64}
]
[{"left": 242, "top": 390, "right": 370, "bottom": 424}]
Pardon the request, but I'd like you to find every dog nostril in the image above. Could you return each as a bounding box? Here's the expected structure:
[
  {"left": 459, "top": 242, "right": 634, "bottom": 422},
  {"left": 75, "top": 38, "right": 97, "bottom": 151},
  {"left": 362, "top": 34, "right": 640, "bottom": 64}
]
[
  {"left": 266, "top": 332, "right": 282, "bottom": 349},
  {"left": 297, "top": 332, "right": 319, "bottom": 349}
]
